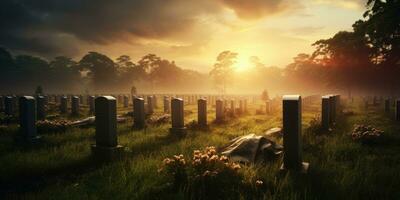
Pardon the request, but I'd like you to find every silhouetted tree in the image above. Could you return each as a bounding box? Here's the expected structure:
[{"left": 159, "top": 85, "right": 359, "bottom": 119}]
[
  {"left": 210, "top": 51, "right": 237, "bottom": 94},
  {"left": 79, "top": 52, "right": 117, "bottom": 91}
]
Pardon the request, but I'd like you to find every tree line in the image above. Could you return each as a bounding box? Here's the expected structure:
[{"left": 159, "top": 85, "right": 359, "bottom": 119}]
[{"left": 0, "top": 0, "right": 399, "bottom": 95}]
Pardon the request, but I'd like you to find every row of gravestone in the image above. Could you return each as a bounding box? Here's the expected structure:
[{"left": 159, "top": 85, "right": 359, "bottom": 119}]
[
  {"left": 10, "top": 94, "right": 347, "bottom": 173},
  {"left": 361, "top": 96, "right": 400, "bottom": 120}
]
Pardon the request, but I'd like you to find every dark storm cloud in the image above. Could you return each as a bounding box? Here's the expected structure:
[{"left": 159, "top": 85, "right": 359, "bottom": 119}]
[
  {"left": 0, "top": 0, "right": 221, "bottom": 57},
  {"left": 0, "top": 0, "right": 299, "bottom": 57}
]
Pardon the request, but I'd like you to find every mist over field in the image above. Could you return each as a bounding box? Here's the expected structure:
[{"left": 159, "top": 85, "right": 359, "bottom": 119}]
[{"left": 0, "top": 0, "right": 400, "bottom": 199}]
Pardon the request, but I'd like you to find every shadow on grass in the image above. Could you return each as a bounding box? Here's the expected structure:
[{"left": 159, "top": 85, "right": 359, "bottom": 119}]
[{"left": 0, "top": 155, "right": 108, "bottom": 198}]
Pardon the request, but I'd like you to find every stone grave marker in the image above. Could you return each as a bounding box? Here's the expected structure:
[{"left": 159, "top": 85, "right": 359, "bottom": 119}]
[
  {"left": 60, "top": 96, "right": 68, "bottom": 114},
  {"left": 321, "top": 95, "right": 330, "bottom": 130},
  {"left": 164, "top": 96, "right": 170, "bottom": 113},
  {"left": 170, "top": 98, "right": 186, "bottom": 134},
  {"left": 37, "top": 96, "right": 46, "bottom": 120},
  {"left": 281, "top": 95, "right": 309, "bottom": 173},
  {"left": 216, "top": 99, "right": 224, "bottom": 123},
  {"left": 71, "top": 96, "right": 80, "bottom": 115},
  {"left": 198, "top": 98, "right": 207, "bottom": 127},
  {"left": 133, "top": 97, "right": 146, "bottom": 129},
  {"left": 18, "top": 96, "right": 40, "bottom": 142},
  {"left": 91, "top": 96, "right": 124, "bottom": 160}
]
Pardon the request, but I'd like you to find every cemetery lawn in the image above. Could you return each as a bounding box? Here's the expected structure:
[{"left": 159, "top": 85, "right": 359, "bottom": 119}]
[{"left": 1, "top": 101, "right": 400, "bottom": 199}]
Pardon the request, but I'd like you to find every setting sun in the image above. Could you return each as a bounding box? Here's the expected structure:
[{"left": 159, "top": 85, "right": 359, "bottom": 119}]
[
  {"left": 1, "top": 0, "right": 400, "bottom": 199},
  {"left": 235, "top": 55, "right": 252, "bottom": 71}
]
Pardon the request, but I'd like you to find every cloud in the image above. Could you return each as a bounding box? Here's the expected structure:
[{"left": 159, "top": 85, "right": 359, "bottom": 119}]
[
  {"left": 0, "top": 0, "right": 221, "bottom": 57},
  {"left": 311, "top": 0, "right": 367, "bottom": 10},
  {"left": 217, "top": 0, "right": 302, "bottom": 19},
  {"left": 0, "top": 0, "right": 305, "bottom": 59}
]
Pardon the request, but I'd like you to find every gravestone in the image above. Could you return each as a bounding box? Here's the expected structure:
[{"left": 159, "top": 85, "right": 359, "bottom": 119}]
[
  {"left": 147, "top": 96, "right": 154, "bottom": 114},
  {"left": 244, "top": 99, "right": 248, "bottom": 113},
  {"left": 329, "top": 95, "right": 336, "bottom": 124},
  {"left": 164, "top": 96, "right": 170, "bottom": 113},
  {"left": 230, "top": 100, "right": 235, "bottom": 116},
  {"left": 71, "top": 96, "right": 80, "bottom": 116},
  {"left": 373, "top": 96, "right": 378, "bottom": 106},
  {"left": 265, "top": 100, "right": 271, "bottom": 114},
  {"left": 321, "top": 95, "right": 330, "bottom": 130},
  {"left": 0, "top": 96, "right": 4, "bottom": 111},
  {"left": 60, "top": 96, "right": 68, "bottom": 114},
  {"left": 170, "top": 98, "right": 186, "bottom": 134},
  {"left": 396, "top": 99, "right": 400, "bottom": 121},
  {"left": 123, "top": 95, "right": 129, "bottom": 108},
  {"left": 133, "top": 97, "right": 146, "bottom": 129},
  {"left": 91, "top": 96, "right": 124, "bottom": 160},
  {"left": 89, "top": 96, "right": 95, "bottom": 113},
  {"left": 335, "top": 95, "right": 341, "bottom": 113},
  {"left": 18, "top": 96, "right": 40, "bottom": 142},
  {"left": 12, "top": 95, "right": 18, "bottom": 111},
  {"left": 37, "top": 96, "right": 46, "bottom": 120},
  {"left": 4, "top": 96, "right": 14, "bottom": 116},
  {"left": 153, "top": 95, "right": 158, "bottom": 108},
  {"left": 239, "top": 100, "right": 244, "bottom": 114},
  {"left": 281, "top": 95, "right": 309, "bottom": 173},
  {"left": 118, "top": 95, "right": 123, "bottom": 105},
  {"left": 79, "top": 95, "right": 84, "bottom": 105},
  {"left": 385, "top": 99, "right": 390, "bottom": 113},
  {"left": 215, "top": 99, "right": 224, "bottom": 123},
  {"left": 198, "top": 98, "right": 207, "bottom": 127}
]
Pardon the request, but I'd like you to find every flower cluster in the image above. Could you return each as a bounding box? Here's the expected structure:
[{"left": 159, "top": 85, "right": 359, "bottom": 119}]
[
  {"left": 36, "top": 119, "right": 71, "bottom": 133},
  {"left": 191, "top": 146, "right": 241, "bottom": 174},
  {"left": 158, "top": 146, "right": 244, "bottom": 198},
  {"left": 351, "top": 124, "right": 383, "bottom": 144}
]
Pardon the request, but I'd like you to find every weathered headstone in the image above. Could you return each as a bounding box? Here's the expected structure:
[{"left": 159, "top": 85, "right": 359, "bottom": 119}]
[
  {"left": 321, "top": 96, "right": 330, "bottom": 130},
  {"left": 396, "top": 99, "right": 400, "bottom": 121},
  {"left": 133, "top": 97, "right": 146, "bottom": 129},
  {"left": 147, "top": 96, "right": 154, "bottom": 114},
  {"left": 37, "top": 96, "right": 46, "bottom": 120},
  {"left": 4, "top": 96, "right": 14, "bottom": 116},
  {"left": 163, "top": 96, "right": 170, "bottom": 113},
  {"left": 79, "top": 95, "right": 84, "bottom": 105},
  {"left": 244, "top": 99, "right": 247, "bottom": 113},
  {"left": 60, "top": 96, "right": 68, "bottom": 114},
  {"left": 281, "top": 95, "right": 308, "bottom": 173},
  {"left": 91, "top": 96, "right": 123, "bottom": 160},
  {"left": 153, "top": 95, "right": 158, "bottom": 108},
  {"left": 230, "top": 100, "right": 235, "bottom": 116},
  {"left": 198, "top": 98, "right": 207, "bottom": 127},
  {"left": 89, "top": 95, "right": 95, "bottom": 113},
  {"left": 170, "top": 98, "right": 186, "bottom": 134},
  {"left": 19, "top": 96, "right": 40, "bottom": 141},
  {"left": 265, "top": 100, "right": 271, "bottom": 114},
  {"left": 239, "top": 100, "right": 244, "bottom": 114},
  {"left": 12, "top": 95, "right": 18, "bottom": 111},
  {"left": 335, "top": 95, "right": 341, "bottom": 113},
  {"left": 118, "top": 95, "right": 123, "bottom": 106},
  {"left": 71, "top": 96, "right": 80, "bottom": 115},
  {"left": 329, "top": 95, "right": 336, "bottom": 124},
  {"left": 385, "top": 98, "right": 390, "bottom": 113},
  {"left": 215, "top": 99, "right": 224, "bottom": 123},
  {"left": 123, "top": 95, "right": 129, "bottom": 108},
  {"left": 0, "top": 96, "right": 4, "bottom": 111}
]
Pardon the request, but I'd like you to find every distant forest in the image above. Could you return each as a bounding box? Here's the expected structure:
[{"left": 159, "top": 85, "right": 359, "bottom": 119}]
[{"left": 0, "top": 0, "right": 399, "bottom": 95}]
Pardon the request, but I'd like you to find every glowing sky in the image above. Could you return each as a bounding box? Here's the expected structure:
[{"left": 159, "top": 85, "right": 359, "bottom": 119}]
[{"left": 0, "top": 0, "right": 366, "bottom": 72}]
